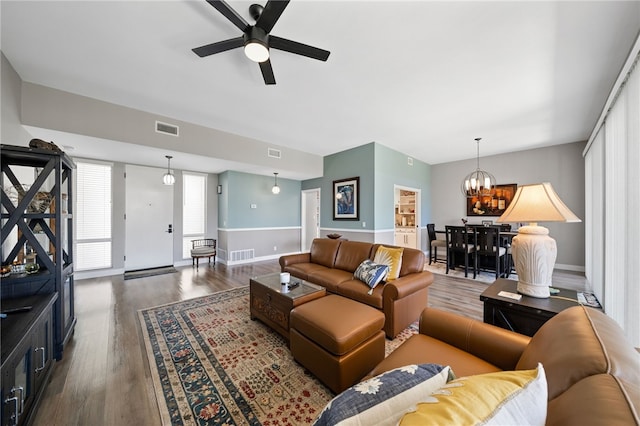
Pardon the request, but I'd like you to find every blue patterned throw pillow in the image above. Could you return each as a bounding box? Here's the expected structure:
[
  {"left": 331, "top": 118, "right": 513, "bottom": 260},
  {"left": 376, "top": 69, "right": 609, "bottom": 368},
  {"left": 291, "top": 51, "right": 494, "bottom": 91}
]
[
  {"left": 353, "top": 260, "right": 389, "bottom": 294},
  {"left": 313, "top": 364, "right": 453, "bottom": 426}
]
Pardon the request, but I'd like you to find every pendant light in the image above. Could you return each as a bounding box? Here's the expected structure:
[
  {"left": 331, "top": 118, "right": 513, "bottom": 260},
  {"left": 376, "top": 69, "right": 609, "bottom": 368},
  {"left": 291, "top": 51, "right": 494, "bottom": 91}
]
[
  {"left": 272, "top": 172, "right": 280, "bottom": 194},
  {"left": 163, "top": 155, "right": 175, "bottom": 186},
  {"left": 461, "top": 138, "right": 495, "bottom": 197}
]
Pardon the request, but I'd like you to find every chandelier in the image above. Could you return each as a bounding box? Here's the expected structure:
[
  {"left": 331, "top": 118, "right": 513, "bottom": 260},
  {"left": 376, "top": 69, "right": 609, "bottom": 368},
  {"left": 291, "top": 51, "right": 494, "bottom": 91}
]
[{"left": 461, "top": 138, "right": 495, "bottom": 198}]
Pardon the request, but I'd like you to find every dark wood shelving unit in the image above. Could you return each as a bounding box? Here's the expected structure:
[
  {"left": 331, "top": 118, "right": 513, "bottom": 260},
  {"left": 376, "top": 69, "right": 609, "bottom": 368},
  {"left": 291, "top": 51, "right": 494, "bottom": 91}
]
[{"left": 1, "top": 144, "right": 76, "bottom": 425}]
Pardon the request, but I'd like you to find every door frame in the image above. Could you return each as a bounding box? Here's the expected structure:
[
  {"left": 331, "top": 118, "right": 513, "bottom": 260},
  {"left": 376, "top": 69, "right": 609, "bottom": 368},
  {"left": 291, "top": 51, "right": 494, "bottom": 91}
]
[
  {"left": 301, "top": 188, "right": 321, "bottom": 252},
  {"left": 394, "top": 184, "right": 421, "bottom": 249}
]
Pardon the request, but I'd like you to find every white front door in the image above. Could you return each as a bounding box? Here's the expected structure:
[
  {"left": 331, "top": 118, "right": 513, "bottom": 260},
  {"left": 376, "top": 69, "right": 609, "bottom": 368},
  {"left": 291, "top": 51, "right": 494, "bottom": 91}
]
[
  {"left": 301, "top": 188, "right": 320, "bottom": 252},
  {"left": 125, "top": 164, "right": 174, "bottom": 271}
]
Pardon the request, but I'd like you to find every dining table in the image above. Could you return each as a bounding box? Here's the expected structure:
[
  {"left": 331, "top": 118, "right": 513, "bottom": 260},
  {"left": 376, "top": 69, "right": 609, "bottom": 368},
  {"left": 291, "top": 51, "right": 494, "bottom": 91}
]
[{"left": 435, "top": 225, "right": 518, "bottom": 278}]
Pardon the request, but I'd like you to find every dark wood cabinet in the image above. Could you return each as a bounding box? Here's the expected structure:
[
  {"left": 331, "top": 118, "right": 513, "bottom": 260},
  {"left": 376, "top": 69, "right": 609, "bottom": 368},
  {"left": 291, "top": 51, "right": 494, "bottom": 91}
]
[
  {"left": 1, "top": 144, "right": 76, "bottom": 360},
  {"left": 480, "top": 279, "right": 599, "bottom": 337},
  {"left": 1, "top": 294, "right": 57, "bottom": 426}
]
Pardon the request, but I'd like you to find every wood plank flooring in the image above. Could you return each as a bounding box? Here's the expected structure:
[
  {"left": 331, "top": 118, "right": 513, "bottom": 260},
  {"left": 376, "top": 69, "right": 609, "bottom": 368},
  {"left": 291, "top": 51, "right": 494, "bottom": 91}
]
[{"left": 31, "top": 261, "right": 586, "bottom": 425}]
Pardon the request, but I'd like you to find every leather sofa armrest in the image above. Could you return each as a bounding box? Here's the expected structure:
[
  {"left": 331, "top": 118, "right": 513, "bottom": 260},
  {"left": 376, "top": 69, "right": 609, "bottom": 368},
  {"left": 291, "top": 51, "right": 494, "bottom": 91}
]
[
  {"left": 382, "top": 271, "right": 434, "bottom": 300},
  {"left": 279, "top": 253, "right": 311, "bottom": 270},
  {"left": 419, "top": 308, "right": 531, "bottom": 371}
]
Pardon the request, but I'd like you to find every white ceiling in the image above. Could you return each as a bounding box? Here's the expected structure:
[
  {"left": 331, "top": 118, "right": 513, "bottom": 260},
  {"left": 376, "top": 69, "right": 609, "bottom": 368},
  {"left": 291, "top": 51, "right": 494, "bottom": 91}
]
[{"left": 2, "top": 1, "right": 639, "bottom": 177}]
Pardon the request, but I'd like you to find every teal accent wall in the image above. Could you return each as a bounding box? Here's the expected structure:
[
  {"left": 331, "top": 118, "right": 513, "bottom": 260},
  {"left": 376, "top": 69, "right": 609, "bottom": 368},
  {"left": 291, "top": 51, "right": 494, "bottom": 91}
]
[
  {"left": 220, "top": 171, "right": 301, "bottom": 228},
  {"left": 374, "top": 144, "right": 432, "bottom": 228},
  {"left": 304, "top": 142, "right": 432, "bottom": 231},
  {"left": 322, "top": 143, "right": 375, "bottom": 229}
]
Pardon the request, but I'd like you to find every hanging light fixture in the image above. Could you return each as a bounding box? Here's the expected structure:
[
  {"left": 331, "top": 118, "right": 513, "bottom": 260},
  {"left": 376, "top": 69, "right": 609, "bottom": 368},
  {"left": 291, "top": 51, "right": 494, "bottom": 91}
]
[
  {"left": 461, "top": 137, "right": 496, "bottom": 197},
  {"left": 163, "top": 155, "right": 175, "bottom": 185},
  {"left": 271, "top": 172, "right": 280, "bottom": 194}
]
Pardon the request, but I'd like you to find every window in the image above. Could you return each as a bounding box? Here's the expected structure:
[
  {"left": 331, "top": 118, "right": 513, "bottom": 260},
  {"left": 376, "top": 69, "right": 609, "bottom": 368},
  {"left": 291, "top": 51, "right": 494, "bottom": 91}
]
[
  {"left": 76, "top": 161, "right": 112, "bottom": 270},
  {"left": 182, "top": 173, "right": 206, "bottom": 258}
]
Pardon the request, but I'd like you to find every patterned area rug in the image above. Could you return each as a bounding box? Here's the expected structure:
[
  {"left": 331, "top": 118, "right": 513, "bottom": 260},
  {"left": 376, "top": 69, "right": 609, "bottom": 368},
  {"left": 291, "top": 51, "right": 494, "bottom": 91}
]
[{"left": 138, "top": 286, "right": 418, "bottom": 425}]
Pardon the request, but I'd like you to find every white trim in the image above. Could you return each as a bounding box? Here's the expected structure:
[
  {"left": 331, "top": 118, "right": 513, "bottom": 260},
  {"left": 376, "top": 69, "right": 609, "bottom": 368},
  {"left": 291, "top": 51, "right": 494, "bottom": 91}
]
[
  {"left": 218, "top": 226, "right": 301, "bottom": 232},
  {"left": 320, "top": 227, "right": 373, "bottom": 234}
]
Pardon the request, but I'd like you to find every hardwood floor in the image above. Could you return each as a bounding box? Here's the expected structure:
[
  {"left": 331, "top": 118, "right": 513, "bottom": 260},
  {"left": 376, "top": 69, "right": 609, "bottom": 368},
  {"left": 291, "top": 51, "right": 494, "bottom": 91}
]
[{"left": 32, "top": 261, "right": 586, "bottom": 425}]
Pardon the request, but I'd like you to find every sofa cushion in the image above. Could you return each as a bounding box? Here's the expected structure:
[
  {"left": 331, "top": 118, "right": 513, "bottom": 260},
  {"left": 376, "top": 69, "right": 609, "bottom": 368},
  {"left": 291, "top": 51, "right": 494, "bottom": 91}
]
[
  {"left": 515, "top": 306, "right": 627, "bottom": 400},
  {"left": 373, "top": 246, "right": 404, "bottom": 281},
  {"left": 337, "top": 279, "right": 384, "bottom": 309},
  {"left": 314, "top": 364, "right": 453, "bottom": 426},
  {"left": 283, "top": 262, "right": 327, "bottom": 281},
  {"left": 310, "top": 238, "right": 342, "bottom": 268},
  {"left": 367, "top": 333, "right": 502, "bottom": 380},
  {"left": 353, "top": 260, "right": 389, "bottom": 294},
  {"left": 307, "top": 268, "right": 354, "bottom": 293},
  {"left": 334, "top": 241, "right": 375, "bottom": 273},
  {"left": 400, "top": 364, "right": 547, "bottom": 426}
]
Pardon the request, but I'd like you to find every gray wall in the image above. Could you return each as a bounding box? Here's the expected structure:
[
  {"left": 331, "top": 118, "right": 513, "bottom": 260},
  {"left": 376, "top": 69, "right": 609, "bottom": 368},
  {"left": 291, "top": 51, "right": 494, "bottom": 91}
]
[
  {"left": 19, "top": 82, "right": 323, "bottom": 178},
  {"left": 1, "top": 52, "right": 32, "bottom": 144},
  {"left": 217, "top": 171, "right": 301, "bottom": 262},
  {"left": 431, "top": 141, "right": 586, "bottom": 270}
]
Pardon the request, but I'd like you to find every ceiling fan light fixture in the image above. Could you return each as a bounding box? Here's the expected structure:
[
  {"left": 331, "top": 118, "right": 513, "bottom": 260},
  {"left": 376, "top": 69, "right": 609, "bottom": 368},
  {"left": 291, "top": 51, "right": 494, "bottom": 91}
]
[
  {"left": 244, "top": 41, "right": 269, "bottom": 62},
  {"left": 244, "top": 27, "right": 269, "bottom": 63}
]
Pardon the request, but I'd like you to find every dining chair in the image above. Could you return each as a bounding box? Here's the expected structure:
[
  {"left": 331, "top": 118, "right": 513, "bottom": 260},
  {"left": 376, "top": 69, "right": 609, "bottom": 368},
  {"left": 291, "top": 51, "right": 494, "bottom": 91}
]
[
  {"left": 499, "top": 223, "right": 514, "bottom": 277},
  {"left": 473, "top": 226, "right": 506, "bottom": 279},
  {"left": 427, "top": 223, "right": 446, "bottom": 265},
  {"left": 445, "top": 225, "right": 475, "bottom": 278}
]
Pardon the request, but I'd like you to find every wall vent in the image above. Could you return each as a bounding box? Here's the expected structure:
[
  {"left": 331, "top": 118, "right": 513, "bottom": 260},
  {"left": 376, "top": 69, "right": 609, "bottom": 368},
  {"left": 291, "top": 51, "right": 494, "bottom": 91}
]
[
  {"left": 230, "top": 249, "right": 255, "bottom": 262},
  {"left": 407, "top": 157, "right": 414, "bottom": 166},
  {"left": 156, "top": 121, "right": 179, "bottom": 136},
  {"left": 267, "top": 148, "right": 281, "bottom": 159}
]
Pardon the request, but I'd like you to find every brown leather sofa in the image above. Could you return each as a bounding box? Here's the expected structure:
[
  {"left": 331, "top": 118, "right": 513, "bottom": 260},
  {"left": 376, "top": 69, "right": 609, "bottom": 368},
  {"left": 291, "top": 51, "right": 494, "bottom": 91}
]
[
  {"left": 279, "top": 238, "right": 434, "bottom": 338},
  {"left": 367, "top": 305, "right": 640, "bottom": 425}
]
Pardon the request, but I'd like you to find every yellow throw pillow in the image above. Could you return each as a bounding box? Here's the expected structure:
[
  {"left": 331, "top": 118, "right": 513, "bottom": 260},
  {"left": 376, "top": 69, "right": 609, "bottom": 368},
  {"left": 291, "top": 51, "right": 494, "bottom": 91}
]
[
  {"left": 373, "top": 246, "right": 404, "bottom": 281},
  {"left": 400, "top": 363, "right": 547, "bottom": 426}
]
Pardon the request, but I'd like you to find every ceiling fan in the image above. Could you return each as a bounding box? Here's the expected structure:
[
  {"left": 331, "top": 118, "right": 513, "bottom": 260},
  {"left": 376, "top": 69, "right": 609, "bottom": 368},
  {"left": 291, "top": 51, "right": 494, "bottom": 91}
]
[{"left": 192, "top": 0, "right": 330, "bottom": 85}]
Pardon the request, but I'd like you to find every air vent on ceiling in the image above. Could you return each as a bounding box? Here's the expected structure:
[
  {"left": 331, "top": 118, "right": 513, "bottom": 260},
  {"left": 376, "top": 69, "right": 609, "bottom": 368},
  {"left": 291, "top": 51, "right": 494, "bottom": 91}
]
[
  {"left": 156, "top": 121, "right": 179, "bottom": 136},
  {"left": 267, "top": 148, "right": 281, "bottom": 159}
]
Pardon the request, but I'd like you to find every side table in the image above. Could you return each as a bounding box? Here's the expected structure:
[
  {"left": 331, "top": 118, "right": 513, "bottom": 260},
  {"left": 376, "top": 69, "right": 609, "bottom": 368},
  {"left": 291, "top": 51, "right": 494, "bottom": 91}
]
[{"left": 480, "top": 278, "right": 600, "bottom": 337}]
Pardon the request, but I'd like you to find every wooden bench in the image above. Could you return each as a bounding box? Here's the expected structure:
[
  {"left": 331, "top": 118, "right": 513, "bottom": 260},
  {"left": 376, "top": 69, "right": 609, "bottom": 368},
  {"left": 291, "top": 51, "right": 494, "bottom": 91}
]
[{"left": 190, "top": 239, "right": 216, "bottom": 268}]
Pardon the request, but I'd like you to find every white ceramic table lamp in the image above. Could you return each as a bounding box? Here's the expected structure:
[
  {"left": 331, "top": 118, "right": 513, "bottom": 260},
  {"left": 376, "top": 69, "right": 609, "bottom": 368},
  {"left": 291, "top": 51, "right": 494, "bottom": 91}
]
[{"left": 497, "top": 183, "right": 581, "bottom": 298}]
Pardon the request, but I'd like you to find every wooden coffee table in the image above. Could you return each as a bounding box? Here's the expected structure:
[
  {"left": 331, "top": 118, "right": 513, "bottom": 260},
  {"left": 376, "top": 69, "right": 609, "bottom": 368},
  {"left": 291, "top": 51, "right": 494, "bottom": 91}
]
[{"left": 249, "top": 273, "right": 326, "bottom": 341}]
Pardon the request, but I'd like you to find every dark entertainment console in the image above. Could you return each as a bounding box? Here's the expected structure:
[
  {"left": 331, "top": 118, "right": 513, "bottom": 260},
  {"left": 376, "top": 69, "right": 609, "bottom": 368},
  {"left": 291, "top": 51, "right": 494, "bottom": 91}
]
[
  {"left": 1, "top": 294, "right": 57, "bottom": 426},
  {"left": 480, "top": 278, "right": 601, "bottom": 337}
]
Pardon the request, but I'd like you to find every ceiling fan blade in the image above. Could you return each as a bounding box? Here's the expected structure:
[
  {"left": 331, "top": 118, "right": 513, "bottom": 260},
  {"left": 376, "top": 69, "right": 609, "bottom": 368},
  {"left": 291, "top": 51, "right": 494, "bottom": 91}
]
[
  {"left": 259, "top": 60, "right": 276, "bottom": 85},
  {"left": 205, "top": 0, "right": 250, "bottom": 32},
  {"left": 256, "top": 0, "right": 290, "bottom": 34},
  {"left": 192, "top": 37, "right": 244, "bottom": 57},
  {"left": 270, "top": 36, "right": 330, "bottom": 61}
]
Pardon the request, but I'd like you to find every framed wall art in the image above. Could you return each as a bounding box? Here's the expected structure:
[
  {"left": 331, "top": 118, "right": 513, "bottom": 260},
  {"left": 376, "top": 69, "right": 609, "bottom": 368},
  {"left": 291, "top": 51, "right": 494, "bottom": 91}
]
[
  {"left": 333, "top": 177, "right": 359, "bottom": 220},
  {"left": 467, "top": 183, "right": 517, "bottom": 217}
]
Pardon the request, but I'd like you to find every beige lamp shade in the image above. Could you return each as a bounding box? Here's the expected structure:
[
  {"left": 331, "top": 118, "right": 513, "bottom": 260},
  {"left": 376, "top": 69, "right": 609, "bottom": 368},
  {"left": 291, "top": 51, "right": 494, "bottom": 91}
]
[
  {"left": 497, "top": 182, "right": 581, "bottom": 224},
  {"left": 497, "top": 182, "right": 581, "bottom": 298}
]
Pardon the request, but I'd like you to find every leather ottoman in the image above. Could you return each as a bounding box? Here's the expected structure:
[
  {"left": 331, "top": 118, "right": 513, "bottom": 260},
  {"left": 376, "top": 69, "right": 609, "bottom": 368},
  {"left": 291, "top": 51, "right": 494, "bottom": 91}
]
[{"left": 289, "top": 294, "right": 385, "bottom": 393}]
